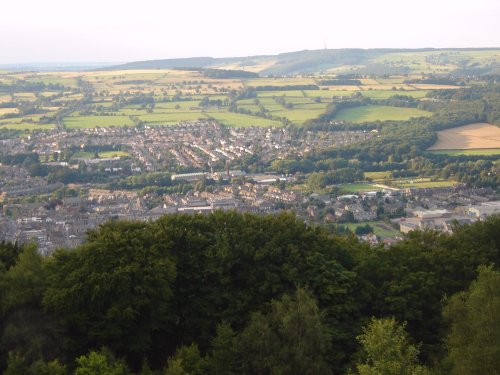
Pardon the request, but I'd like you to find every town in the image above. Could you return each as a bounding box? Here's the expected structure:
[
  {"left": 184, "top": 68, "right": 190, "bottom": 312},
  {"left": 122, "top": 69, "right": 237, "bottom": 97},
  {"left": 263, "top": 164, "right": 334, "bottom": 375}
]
[{"left": 1, "top": 121, "right": 499, "bottom": 254}]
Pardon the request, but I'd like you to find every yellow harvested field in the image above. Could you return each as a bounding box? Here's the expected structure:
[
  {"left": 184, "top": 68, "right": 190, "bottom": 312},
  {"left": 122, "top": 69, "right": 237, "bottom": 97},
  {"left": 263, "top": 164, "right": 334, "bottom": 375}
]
[
  {"left": 0, "top": 108, "right": 18, "bottom": 115},
  {"left": 410, "top": 84, "right": 461, "bottom": 90},
  {"left": 81, "top": 69, "right": 182, "bottom": 77},
  {"left": 322, "top": 85, "right": 360, "bottom": 91},
  {"left": 428, "top": 123, "right": 500, "bottom": 150},
  {"left": 361, "top": 84, "right": 414, "bottom": 91}
]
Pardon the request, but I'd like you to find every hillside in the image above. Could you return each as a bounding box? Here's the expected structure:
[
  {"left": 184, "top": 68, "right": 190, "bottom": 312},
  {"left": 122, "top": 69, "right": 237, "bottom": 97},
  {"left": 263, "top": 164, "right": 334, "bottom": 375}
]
[{"left": 108, "top": 48, "right": 500, "bottom": 76}]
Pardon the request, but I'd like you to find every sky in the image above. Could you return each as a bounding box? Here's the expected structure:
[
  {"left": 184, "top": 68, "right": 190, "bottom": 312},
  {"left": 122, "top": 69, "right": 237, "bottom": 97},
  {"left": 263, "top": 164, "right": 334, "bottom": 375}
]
[{"left": 0, "top": 0, "right": 499, "bottom": 64}]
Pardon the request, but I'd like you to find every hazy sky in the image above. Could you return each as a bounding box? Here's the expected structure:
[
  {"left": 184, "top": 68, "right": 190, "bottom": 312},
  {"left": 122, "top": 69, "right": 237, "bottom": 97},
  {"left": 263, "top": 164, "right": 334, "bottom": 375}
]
[{"left": 1, "top": 0, "right": 499, "bottom": 63}]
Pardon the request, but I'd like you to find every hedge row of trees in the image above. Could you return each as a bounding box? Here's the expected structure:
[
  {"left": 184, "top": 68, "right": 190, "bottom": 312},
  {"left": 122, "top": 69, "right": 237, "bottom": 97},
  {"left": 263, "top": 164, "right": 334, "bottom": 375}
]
[{"left": 0, "top": 212, "right": 499, "bottom": 374}]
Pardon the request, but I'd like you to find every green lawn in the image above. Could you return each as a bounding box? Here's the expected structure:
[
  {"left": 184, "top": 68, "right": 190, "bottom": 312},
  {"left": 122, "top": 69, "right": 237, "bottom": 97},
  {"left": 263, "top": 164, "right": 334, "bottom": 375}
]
[
  {"left": 206, "top": 112, "right": 282, "bottom": 127},
  {"left": 335, "top": 105, "right": 432, "bottom": 123},
  {"left": 64, "top": 116, "right": 134, "bottom": 128},
  {"left": 429, "top": 149, "right": 500, "bottom": 156},
  {"left": 72, "top": 151, "right": 130, "bottom": 158}
]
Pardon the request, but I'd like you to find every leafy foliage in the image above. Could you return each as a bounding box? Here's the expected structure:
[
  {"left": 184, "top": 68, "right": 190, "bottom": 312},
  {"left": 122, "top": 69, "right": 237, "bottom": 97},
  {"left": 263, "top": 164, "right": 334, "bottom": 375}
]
[{"left": 0, "top": 212, "right": 499, "bottom": 373}]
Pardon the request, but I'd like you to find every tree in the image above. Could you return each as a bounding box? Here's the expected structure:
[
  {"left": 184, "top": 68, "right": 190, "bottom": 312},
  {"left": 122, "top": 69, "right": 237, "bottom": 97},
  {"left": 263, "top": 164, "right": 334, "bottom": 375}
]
[
  {"left": 0, "top": 245, "right": 67, "bottom": 372},
  {"left": 3, "top": 352, "right": 67, "bottom": 375},
  {"left": 74, "top": 350, "right": 129, "bottom": 375},
  {"left": 443, "top": 265, "right": 500, "bottom": 375},
  {"left": 207, "top": 323, "right": 238, "bottom": 375},
  {"left": 352, "top": 317, "right": 429, "bottom": 375},
  {"left": 238, "top": 288, "right": 332, "bottom": 375},
  {"left": 43, "top": 221, "right": 176, "bottom": 368},
  {"left": 163, "top": 344, "right": 206, "bottom": 375}
]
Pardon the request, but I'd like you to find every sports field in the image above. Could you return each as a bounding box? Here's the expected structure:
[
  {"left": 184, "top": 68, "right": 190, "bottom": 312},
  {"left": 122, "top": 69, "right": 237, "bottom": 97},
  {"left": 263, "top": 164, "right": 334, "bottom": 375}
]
[{"left": 72, "top": 151, "right": 130, "bottom": 158}]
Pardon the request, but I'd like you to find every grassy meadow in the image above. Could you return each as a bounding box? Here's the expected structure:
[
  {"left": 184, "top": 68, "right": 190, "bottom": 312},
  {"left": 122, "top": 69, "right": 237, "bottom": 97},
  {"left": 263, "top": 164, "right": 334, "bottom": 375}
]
[
  {"left": 335, "top": 105, "right": 432, "bottom": 123},
  {"left": 64, "top": 116, "right": 134, "bottom": 128}
]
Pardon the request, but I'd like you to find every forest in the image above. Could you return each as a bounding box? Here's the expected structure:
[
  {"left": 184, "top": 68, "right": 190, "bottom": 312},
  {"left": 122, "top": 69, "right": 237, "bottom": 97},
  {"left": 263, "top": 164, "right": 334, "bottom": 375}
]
[{"left": 0, "top": 211, "right": 498, "bottom": 374}]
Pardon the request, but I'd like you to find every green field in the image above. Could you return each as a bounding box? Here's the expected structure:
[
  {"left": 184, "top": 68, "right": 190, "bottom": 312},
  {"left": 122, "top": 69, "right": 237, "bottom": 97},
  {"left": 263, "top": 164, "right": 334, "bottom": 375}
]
[
  {"left": 271, "top": 107, "right": 328, "bottom": 125},
  {"left": 0, "top": 122, "right": 55, "bottom": 131},
  {"left": 153, "top": 101, "right": 202, "bottom": 110},
  {"left": 72, "top": 151, "right": 130, "bottom": 158},
  {"left": 341, "top": 221, "right": 400, "bottom": 238},
  {"left": 335, "top": 105, "right": 432, "bottom": 123},
  {"left": 391, "top": 178, "right": 457, "bottom": 188},
  {"left": 360, "top": 90, "right": 428, "bottom": 99},
  {"left": 138, "top": 112, "right": 206, "bottom": 124},
  {"left": 64, "top": 116, "right": 134, "bottom": 128},
  {"left": 256, "top": 90, "right": 306, "bottom": 98},
  {"left": 206, "top": 112, "right": 282, "bottom": 127},
  {"left": 429, "top": 149, "right": 500, "bottom": 156},
  {"left": 244, "top": 78, "right": 316, "bottom": 87},
  {"left": 337, "top": 183, "right": 382, "bottom": 193},
  {"left": 364, "top": 171, "right": 392, "bottom": 181}
]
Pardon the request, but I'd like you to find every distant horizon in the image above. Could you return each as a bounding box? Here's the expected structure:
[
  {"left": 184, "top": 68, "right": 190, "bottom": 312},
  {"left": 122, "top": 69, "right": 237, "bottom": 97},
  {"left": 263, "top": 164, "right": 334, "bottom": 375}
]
[{"left": 2, "top": 46, "right": 500, "bottom": 67}]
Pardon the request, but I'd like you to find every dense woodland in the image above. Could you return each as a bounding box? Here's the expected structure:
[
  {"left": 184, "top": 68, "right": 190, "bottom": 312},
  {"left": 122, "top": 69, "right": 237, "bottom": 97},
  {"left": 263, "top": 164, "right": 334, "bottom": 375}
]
[{"left": 0, "top": 211, "right": 499, "bottom": 374}]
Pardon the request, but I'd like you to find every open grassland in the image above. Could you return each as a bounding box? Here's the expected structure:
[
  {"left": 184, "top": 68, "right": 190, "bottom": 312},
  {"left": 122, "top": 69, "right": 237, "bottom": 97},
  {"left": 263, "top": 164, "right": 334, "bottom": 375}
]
[
  {"left": 335, "top": 105, "right": 432, "bottom": 123},
  {"left": 138, "top": 112, "right": 206, "bottom": 124},
  {"left": 153, "top": 101, "right": 202, "bottom": 110},
  {"left": 360, "top": 90, "right": 428, "bottom": 99},
  {"left": 257, "top": 90, "right": 306, "bottom": 98},
  {"left": 428, "top": 123, "right": 500, "bottom": 150},
  {"left": 0, "top": 122, "right": 55, "bottom": 130},
  {"left": 429, "top": 148, "right": 500, "bottom": 156},
  {"left": 272, "top": 106, "right": 328, "bottom": 125},
  {"left": 206, "top": 112, "right": 282, "bottom": 127},
  {"left": 64, "top": 116, "right": 134, "bottom": 129}
]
